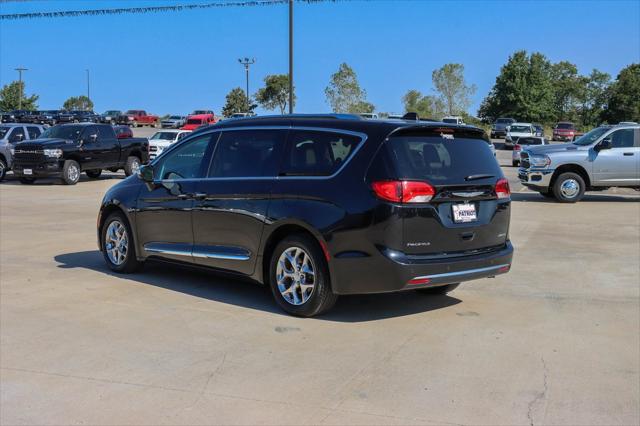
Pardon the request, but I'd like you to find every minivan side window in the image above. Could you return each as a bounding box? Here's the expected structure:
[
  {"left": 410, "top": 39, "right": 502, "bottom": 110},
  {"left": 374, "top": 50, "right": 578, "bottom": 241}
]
[
  {"left": 155, "top": 135, "right": 212, "bottom": 180},
  {"left": 282, "top": 130, "right": 362, "bottom": 176},
  {"left": 208, "top": 130, "right": 285, "bottom": 178}
]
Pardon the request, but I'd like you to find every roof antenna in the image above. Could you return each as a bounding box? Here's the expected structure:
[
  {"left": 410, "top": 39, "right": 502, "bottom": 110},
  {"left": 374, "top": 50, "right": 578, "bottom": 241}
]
[{"left": 402, "top": 112, "right": 419, "bottom": 121}]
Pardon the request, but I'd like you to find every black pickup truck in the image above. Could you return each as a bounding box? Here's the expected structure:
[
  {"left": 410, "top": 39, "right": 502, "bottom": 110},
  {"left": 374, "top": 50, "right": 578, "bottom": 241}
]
[{"left": 12, "top": 123, "right": 149, "bottom": 185}]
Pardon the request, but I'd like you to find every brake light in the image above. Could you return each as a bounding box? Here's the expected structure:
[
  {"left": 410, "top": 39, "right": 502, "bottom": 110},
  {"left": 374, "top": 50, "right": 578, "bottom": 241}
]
[
  {"left": 371, "top": 180, "right": 435, "bottom": 203},
  {"left": 407, "top": 277, "right": 431, "bottom": 286},
  {"left": 495, "top": 178, "right": 510, "bottom": 199},
  {"left": 514, "top": 144, "right": 521, "bottom": 151}
]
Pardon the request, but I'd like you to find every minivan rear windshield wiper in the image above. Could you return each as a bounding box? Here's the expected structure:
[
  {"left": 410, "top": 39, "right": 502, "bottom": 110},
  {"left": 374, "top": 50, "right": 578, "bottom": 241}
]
[{"left": 465, "top": 174, "right": 494, "bottom": 181}]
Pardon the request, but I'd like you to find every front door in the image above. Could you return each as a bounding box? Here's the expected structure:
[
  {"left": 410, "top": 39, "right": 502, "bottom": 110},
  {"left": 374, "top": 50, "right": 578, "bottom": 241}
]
[
  {"left": 592, "top": 128, "right": 639, "bottom": 185},
  {"left": 136, "top": 133, "right": 214, "bottom": 262},
  {"left": 191, "top": 129, "right": 286, "bottom": 275}
]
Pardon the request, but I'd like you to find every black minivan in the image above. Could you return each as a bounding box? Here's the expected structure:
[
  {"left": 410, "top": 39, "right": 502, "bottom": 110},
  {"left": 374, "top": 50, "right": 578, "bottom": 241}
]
[{"left": 98, "top": 115, "right": 513, "bottom": 316}]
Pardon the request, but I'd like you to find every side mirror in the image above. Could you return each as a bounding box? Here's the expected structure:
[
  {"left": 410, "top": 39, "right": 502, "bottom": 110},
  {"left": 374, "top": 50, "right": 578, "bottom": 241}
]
[
  {"left": 596, "top": 138, "right": 611, "bottom": 151},
  {"left": 89, "top": 134, "right": 98, "bottom": 142},
  {"left": 138, "top": 164, "right": 154, "bottom": 182}
]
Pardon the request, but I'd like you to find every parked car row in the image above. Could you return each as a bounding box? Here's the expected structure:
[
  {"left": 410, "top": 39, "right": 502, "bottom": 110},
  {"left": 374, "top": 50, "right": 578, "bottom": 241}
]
[
  {"left": 518, "top": 123, "right": 640, "bottom": 202},
  {"left": 1, "top": 123, "right": 149, "bottom": 184}
]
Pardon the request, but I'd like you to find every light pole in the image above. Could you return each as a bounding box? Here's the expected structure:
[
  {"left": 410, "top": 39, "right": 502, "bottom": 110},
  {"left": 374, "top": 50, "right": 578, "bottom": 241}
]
[
  {"left": 288, "top": 0, "right": 293, "bottom": 114},
  {"left": 238, "top": 57, "right": 255, "bottom": 111},
  {"left": 15, "top": 67, "right": 28, "bottom": 110},
  {"left": 86, "top": 69, "right": 90, "bottom": 108}
]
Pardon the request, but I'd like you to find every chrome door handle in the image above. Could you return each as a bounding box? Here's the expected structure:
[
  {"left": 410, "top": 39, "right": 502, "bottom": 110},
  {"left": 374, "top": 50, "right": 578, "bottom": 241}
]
[{"left": 193, "top": 193, "right": 207, "bottom": 200}]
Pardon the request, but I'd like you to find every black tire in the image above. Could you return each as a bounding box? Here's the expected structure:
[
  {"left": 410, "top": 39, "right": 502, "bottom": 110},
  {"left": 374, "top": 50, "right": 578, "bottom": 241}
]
[
  {"left": 552, "top": 172, "right": 585, "bottom": 203},
  {"left": 416, "top": 283, "right": 460, "bottom": 295},
  {"left": 124, "top": 156, "right": 141, "bottom": 177},
  {"left": 269, "top": 234, "right": 338, "bottom": 317},
  {"left": 0, "top": 157, "right": 6, "bottom": 182},
  {"left": 101, "top": 211, "right": 142, "bottom": 273},
  {"left": 61, "top": 159, "right": 81, "bottom": 185},
  {"left": 86, "top": 169, "right": 102, "bottom": 179},
  {"left": 19, "top": 177, "right": 36, "bottom": 184}
]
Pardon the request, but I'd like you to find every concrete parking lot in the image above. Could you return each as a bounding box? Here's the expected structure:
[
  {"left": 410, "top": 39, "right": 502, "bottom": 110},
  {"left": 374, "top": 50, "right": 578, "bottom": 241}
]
[{"left": 1, "top": 133, "right": 639, "bottom": 425}]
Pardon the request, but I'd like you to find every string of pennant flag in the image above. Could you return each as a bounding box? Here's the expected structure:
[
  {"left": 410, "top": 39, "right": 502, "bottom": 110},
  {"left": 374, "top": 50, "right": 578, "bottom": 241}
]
[{"left": 0, "top": 0, "right": 359, "bottom": 20}]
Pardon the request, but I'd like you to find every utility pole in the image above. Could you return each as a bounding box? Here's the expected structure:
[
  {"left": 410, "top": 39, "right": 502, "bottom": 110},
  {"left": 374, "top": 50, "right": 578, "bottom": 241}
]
[
  {"left": 238, "top": 57, "right": 255, "bottom": 111},
  {"left": 86, "top": 69, "right": 90, "bottom": 109},
  {"left": 288, "top": 0, "right": 293, "bottom": 114},
  {"left": 15, "top": 67, "right": 28, "bottom": 110}
]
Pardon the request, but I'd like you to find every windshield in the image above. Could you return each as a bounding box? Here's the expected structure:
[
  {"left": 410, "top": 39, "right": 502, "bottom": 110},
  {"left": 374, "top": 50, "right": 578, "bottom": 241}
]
[
  {"left": 105, "top": 111, "right": 120, "bottom": 115},
  {"left": 442, "top": 118, "right": 458, "bottom": 124},
  {"left": 0, "top": 126, "right": 10, "bottom": 139},
  {"left": 510, "top": 125, "right": 531, "bottom": 132},
  {"left": 186, "top": 118, "right": 203, "bottom": 125},
  {"left": 556, "top": 123, "right": 574, "bottom": 129},
  {"left": 150, "top": 132, "right": 177, "bottom": 141},
  {"left": 125, "top": 110, "right": 138, "bottom": 115},
  {"left": 41, "top": 126, "right": 82, "bottom": 140},
  {"left": 497, "top": 118, "right": 513, "bottom": 124},
  {"left": 169, "top": 116, "right": 182, "bottom": 119},
  {"left": 572, "top": 127, "right": 610, "bottom": 146}
]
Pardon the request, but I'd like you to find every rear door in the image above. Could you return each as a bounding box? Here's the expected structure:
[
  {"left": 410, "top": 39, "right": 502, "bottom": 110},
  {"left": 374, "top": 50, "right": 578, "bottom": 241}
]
[
  {"left": 191, "top": 129, "right": 286, "bottom": 275},
  {"left": 374, "top": 128, "right": 510, "bottom": 255},
  {"left": 96, "top": 125, "right": 120, "bottom": 167}
]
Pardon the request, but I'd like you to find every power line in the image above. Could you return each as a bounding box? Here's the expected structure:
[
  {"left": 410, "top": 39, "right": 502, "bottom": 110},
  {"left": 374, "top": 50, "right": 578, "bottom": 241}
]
[{"left": 0, "top": 0, "right": 355, "bottom": 20}]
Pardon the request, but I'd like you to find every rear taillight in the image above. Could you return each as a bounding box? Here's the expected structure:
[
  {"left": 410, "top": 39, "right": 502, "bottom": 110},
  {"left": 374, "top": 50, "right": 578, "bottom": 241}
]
[
  {"left": 514, "top": 144, "right": 521, "bottom": 151},
  {"left": 371, "top": 180, "right": 435, "bottom": 203},
  {"left": 495, "top": 178, "right": 510, "bottom": 200}
]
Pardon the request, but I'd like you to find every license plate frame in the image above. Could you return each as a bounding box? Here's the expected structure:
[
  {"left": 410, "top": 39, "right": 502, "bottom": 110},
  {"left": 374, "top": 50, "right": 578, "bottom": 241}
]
[
  {"left": 452, "top": 203, "right": 477, "bottom": 223},
  {"left": 23, "top": 168, "right": 33, "bottom": 176}
]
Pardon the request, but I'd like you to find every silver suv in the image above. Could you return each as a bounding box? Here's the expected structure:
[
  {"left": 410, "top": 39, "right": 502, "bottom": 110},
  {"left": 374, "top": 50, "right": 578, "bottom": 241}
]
[
  {"left": 0, "top": 124, "right": 45, "bottom": 181},
  {"left": 518, "top": 124, "right": 639, "bottom": 202}
]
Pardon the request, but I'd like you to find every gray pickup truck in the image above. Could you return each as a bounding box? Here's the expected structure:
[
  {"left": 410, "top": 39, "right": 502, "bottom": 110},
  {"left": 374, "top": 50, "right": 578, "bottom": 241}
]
[{"left": 518, "top": 123, "right": 639, "bottom": 202}]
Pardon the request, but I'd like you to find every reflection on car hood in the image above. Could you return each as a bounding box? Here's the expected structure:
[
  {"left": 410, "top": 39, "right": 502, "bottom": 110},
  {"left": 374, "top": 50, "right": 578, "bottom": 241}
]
[
  {"left": 526, "top": 143, "right": 584, "bottom": 155},
  {"left": 15, "top": 138, "right": 77, "bottom": 148}
]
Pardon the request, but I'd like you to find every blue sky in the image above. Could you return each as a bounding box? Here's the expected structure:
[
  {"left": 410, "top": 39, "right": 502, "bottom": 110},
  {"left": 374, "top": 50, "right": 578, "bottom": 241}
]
[{"left": 1, "top": 0, "right": 639, "bottom": 116}]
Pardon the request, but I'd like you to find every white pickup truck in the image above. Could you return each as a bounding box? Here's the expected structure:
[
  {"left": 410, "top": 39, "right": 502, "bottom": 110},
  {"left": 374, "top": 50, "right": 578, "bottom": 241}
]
[{"left": 148, "top": 130, "right": 191, "bottom": 160}]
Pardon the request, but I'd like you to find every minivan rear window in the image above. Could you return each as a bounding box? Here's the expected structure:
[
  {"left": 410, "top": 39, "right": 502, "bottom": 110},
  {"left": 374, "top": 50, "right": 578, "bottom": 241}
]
[{"left": 383, "top": 132, "right": 501, "bottom": 184}]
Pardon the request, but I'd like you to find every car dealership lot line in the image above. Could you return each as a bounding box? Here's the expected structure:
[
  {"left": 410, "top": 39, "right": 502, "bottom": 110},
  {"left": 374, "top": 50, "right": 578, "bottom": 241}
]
[{"left": 1, "top": 151, "right": 639, "bottom": 424}]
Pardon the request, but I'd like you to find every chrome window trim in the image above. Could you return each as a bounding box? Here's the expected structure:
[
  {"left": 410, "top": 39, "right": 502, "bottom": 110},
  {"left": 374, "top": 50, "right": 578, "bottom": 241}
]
[{"left": 153, "top": 125, "right": 369, "bottom": 183}]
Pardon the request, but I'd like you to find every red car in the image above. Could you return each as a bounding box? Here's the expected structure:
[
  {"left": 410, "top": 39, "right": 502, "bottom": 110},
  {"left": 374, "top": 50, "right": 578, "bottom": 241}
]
[
  {"left": 181, "top": 113, "right": 217, "bottom": 130},
  {"left": 552, "top": 122, "right": 576, "bottom": 141},
  {"left": 113, "top": 125, "right": 133, "bottom": 139},
  {"left": 116, "top": 110, "right": 159, "bottom": 127}
]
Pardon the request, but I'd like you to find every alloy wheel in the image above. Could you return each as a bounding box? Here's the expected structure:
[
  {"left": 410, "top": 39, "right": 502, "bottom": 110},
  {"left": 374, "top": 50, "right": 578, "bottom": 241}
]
[
  {"left": 276, "top": 246, "right": 316, "bottom": 305},
  {"left": 104, "top": 220, "right": 128, "bottom": 265}
]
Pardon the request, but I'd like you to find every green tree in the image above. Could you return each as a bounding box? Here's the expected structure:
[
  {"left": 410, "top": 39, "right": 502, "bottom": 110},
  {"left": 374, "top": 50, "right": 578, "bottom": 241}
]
[
  {"left": 478, "top": 51, "right": 555, "bottom": 123},
  {"left": 0, "top": 81, "right": 38, "bottom": 111},
  {"left": 325, "top": 63, "right": 374, "bottom": 113},
  {"left": 550, "top": 61, "right": 583, "bottom": 122},
  {"left": 255, "top": 74, "right": 295, "bottom": 114},
  {"left": 62, "top": 95, "right": 93, "bottom": 111},
  {"left": 401, "top": 89, "right": 443, "bottom": 119},
  {"left": 221, "top": 87, "right": 256, "bottom": 117},
  {"left": 431, "top": 63, "right": 476, "bottom": 116},
  {"left": 602, "top": 63, "right": 640, "bottom": 123},
  {"left": 579, "top": 69, "right": 611, "bottom": 127}
]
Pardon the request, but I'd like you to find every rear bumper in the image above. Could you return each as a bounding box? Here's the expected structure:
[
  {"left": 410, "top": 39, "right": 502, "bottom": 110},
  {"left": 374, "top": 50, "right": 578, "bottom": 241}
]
[{"left": 330, "top": 241, "right": 514, "bottom": 295}]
